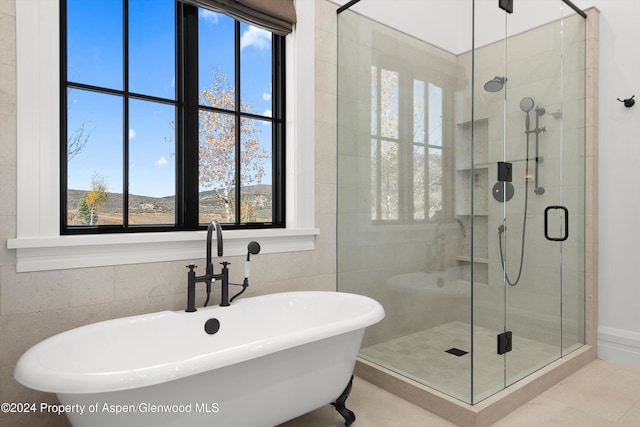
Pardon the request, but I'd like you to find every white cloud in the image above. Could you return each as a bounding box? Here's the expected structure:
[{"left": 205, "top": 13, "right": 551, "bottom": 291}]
[
  {"left": 262, "top": 92, "right": 271, "bottom": 101},
  {"left": 200, "top": 9, "right": 220, "bottom": 24},
  {"left": 129, "top": 128, "right": 136, "bottom": 139},
  {"left": 156, "top": 156, "right": 168, "bottom": 167},
  {"left": 240, "top": 25, "right": 271, "bottom": 51},
  {"left": 263, "top": 109, "right": 272, "bottom": 118}
]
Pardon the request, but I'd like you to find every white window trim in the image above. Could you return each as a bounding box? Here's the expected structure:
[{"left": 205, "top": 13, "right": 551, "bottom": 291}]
[{"left": 8, "top": 0, "right": 317, "bottom": 272}]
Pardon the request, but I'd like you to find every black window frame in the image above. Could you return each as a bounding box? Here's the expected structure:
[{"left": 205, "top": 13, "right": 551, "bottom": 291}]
[{"left": 60, "top": 0, "right": 286, "bottom": 234}]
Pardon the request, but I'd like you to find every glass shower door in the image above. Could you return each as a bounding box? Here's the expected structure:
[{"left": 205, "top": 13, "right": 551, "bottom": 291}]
[
  {"left": 500, "top": 0, "right": 586, "bottom": 392},
  {"left": 473, "top": 0, "right": 586, "bottom": 402},
  {"left": 501, "top": 18, "right": 565, "bottom": 386},
  {"left": 501, "top": 3, "right": 565, "bottom": 388}
]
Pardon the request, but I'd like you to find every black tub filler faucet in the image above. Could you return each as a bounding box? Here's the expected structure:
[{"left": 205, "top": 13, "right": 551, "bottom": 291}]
[{"left": 185, "top": 220, "right": 261, "bottom": 312}]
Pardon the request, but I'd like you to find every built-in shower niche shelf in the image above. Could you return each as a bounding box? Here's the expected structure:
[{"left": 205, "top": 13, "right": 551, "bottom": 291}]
[
  {"left": 457, "top": 279, "right": 488, "bottom": 288},
  {"left": 455, "top": 119, "right": 489, "bottom": 166},
  {"left": 455, "top": 165, "right": 489, "bottom": 172},
  {"left": 455, "top": 257, "right": 489, "bottom": 287},
  {"left": 454, "top": 167, "right": 489, "bottom": 216},
  {"left": 454, "top": 212, "right": 488, "bottom": 216},
  {"left": 454, "top": 117, "right": 491, "bottom": 295},
  {"left": 456, "top": 245, "right": 489, "bottom": 286},
  {"left": 455, "top": 255, "right": 488, "bottom": 264}
]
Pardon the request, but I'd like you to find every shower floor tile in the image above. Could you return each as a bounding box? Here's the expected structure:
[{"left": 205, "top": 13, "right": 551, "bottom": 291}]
[{"left": 360, "top": 321, "right": 560, "bottom": 403}]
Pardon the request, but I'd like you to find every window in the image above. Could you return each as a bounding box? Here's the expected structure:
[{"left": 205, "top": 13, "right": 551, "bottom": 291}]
[
  {"left": 12, "top": 0, "right": 316, "bottom": 272},
  {"left": 61, "top": 0, "right": 285, "bottom": 233},
  {"left": 413, "top": 80, "right": 443, "bottom": 221},
  {"left": 370, "top": 65, "right": 444, "bottom": 223}
]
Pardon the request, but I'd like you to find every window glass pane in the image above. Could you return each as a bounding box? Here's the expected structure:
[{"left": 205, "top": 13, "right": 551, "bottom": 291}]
[
  {"left": 380, "top": 140, "right": 399, "bottom": 220},
  {"left": 128, "top": 99, "right": 176, "bottom": 225},
  {"left": 413, "top": 145, "right": 425, "bottom": 220},
  {"left": 371, "top": 139, "right": 378, "bottom": 221},
  {"left": 240, "top": 117, "right": 272, "bottom": 222},
  {"left": 240, "top": 22, "right": 272, "bottom": 115},
  {"left": 66, "top": 0, "right": 123, "bottom": 90},
  {"left": 413, "top": 80, "right": 425, "bottom": 143},
  {"left": 429, "top": 147, "right": 443, "bottom": 219},
  {"left": 380, "top": 69, "right": 399, "bottom": 139},
  {"left": 129, "top": 0, "right": 176, "bottom": 99},
  {"left": 199, "top": 110, "right": 236, "bottom": 224},
  {"left": 429, "top": 83, "right": 443, "bottom": 147},
  {"left": 371, "top": 66, "right": 378, "bottom": 136},
  {"left": 67, "top": 89, "right": 123, "bottom": 225},
  {"left": 199, "top": 10, "right": 235, "bottom": 109}
]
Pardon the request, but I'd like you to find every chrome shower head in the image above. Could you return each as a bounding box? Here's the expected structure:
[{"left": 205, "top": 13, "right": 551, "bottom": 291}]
[
  {"left": 484, "top": 76, "right": 506, "bottom": 92},
  {"left": 520, "top": 97, "right": 535, "bottom": 112}
]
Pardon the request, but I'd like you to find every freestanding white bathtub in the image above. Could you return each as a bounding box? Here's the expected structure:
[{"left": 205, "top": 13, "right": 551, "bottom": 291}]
[{"left": 14, "top": 291, "right": 384, "bottom": 427}]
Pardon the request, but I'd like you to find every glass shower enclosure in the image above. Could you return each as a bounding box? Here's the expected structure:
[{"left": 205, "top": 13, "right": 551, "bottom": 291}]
[{"left": 337, "top": 0, "right": 586, "bottom": 404}]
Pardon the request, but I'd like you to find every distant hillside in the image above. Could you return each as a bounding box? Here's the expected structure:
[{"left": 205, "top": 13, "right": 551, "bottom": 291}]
[{"left": 67, "top": 185, "right": 272, "bottom": 222}]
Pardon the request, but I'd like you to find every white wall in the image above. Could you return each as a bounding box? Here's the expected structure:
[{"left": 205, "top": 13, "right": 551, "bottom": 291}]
[{"left": 577, "top": 0, "right": 640, "bottom": 369}]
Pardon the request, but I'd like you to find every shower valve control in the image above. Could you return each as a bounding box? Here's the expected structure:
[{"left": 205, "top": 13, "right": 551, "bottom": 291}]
[
  {"left": 497, "top": 162, "right": 512, "bottom": 182},
  {"left": 499, "top": 0, "right": 513, "bottom": 14}
]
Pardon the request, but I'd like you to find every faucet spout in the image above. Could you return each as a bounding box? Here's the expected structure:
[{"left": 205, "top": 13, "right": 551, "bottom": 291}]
[{"left": 206, "top": 220, "right": 224, "bottom": 274}]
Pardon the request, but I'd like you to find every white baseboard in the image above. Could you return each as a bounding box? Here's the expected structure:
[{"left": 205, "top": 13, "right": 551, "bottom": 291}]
[{"left": 597, "top": 326, "right": 640, "bottom": 369}]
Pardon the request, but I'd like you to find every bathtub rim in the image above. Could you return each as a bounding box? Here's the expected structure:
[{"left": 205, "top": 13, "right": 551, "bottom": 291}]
[{"left": 14, "top": 291, "right": 384, "bottom": 394}]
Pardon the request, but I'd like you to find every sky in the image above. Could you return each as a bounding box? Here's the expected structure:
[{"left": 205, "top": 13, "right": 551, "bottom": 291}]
[{"left": 66, "top": 0, "right": 274, "bottom": 198}]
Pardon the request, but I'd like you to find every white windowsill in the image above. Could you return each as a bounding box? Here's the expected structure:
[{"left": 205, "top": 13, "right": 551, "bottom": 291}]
[{"left": 7, "top": 228, "right": 319, "bottom": 272}]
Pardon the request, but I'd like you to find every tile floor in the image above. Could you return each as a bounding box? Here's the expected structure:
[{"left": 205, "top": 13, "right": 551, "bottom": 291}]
[
  {"left": 359, "top": 321, "right": 561, "bottom": 402},
  {"left": 279, "top": 358, "right": 640, "bottom": 426}
]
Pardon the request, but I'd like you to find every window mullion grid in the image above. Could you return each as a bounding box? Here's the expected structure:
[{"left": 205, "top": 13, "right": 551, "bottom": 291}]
[
  {"left": 175, "top": 1, "right": 185, "bottom": 227},
  {"left": 60, "top": 0, "right": 69, "bottom": 233},
  {"left": 123, "top": 0, "right": 130, "bottom": 228},
  {"left": 234, "top": 20, "right": 242, "bottom": 225},
  {"left": 183, "top": 4, "right": 200, "bottom": 229},
  {"left": 60, "top": 2, "right": 283, "bottom": 233},
  {"left": 272, "top": 34, "right": 285, "bottom": 226}
]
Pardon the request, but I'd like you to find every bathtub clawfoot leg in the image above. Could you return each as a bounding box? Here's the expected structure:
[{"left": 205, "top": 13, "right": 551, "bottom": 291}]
[{"left": 331, "top": 375, "right": 356, "bottom": 426}]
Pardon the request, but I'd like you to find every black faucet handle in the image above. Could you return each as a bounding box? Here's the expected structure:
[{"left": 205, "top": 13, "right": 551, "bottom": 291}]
[{"left": 186, "top": 264, "right": 197, "bottom": 272}]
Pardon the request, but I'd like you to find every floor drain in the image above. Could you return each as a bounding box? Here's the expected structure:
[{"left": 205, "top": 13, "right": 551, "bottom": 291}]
[{"left": 445, "top": 347, "right": 468, "bottom": 357}]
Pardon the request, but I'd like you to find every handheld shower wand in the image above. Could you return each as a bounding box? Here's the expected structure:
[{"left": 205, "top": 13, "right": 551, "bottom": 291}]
[
  {"left": 499, "top": 97, "right": 537, "bottom": 287},
  {"left": 229, "top": 241, "right": 261, "bottom": 303},
  {"left": 243, "top": 241, "right": 261, "bottom": 285}
]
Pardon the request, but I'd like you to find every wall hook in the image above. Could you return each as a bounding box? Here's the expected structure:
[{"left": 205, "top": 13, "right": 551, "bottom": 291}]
[{"left": 617, "top": 95, "right": 635, "bottom": 108}]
